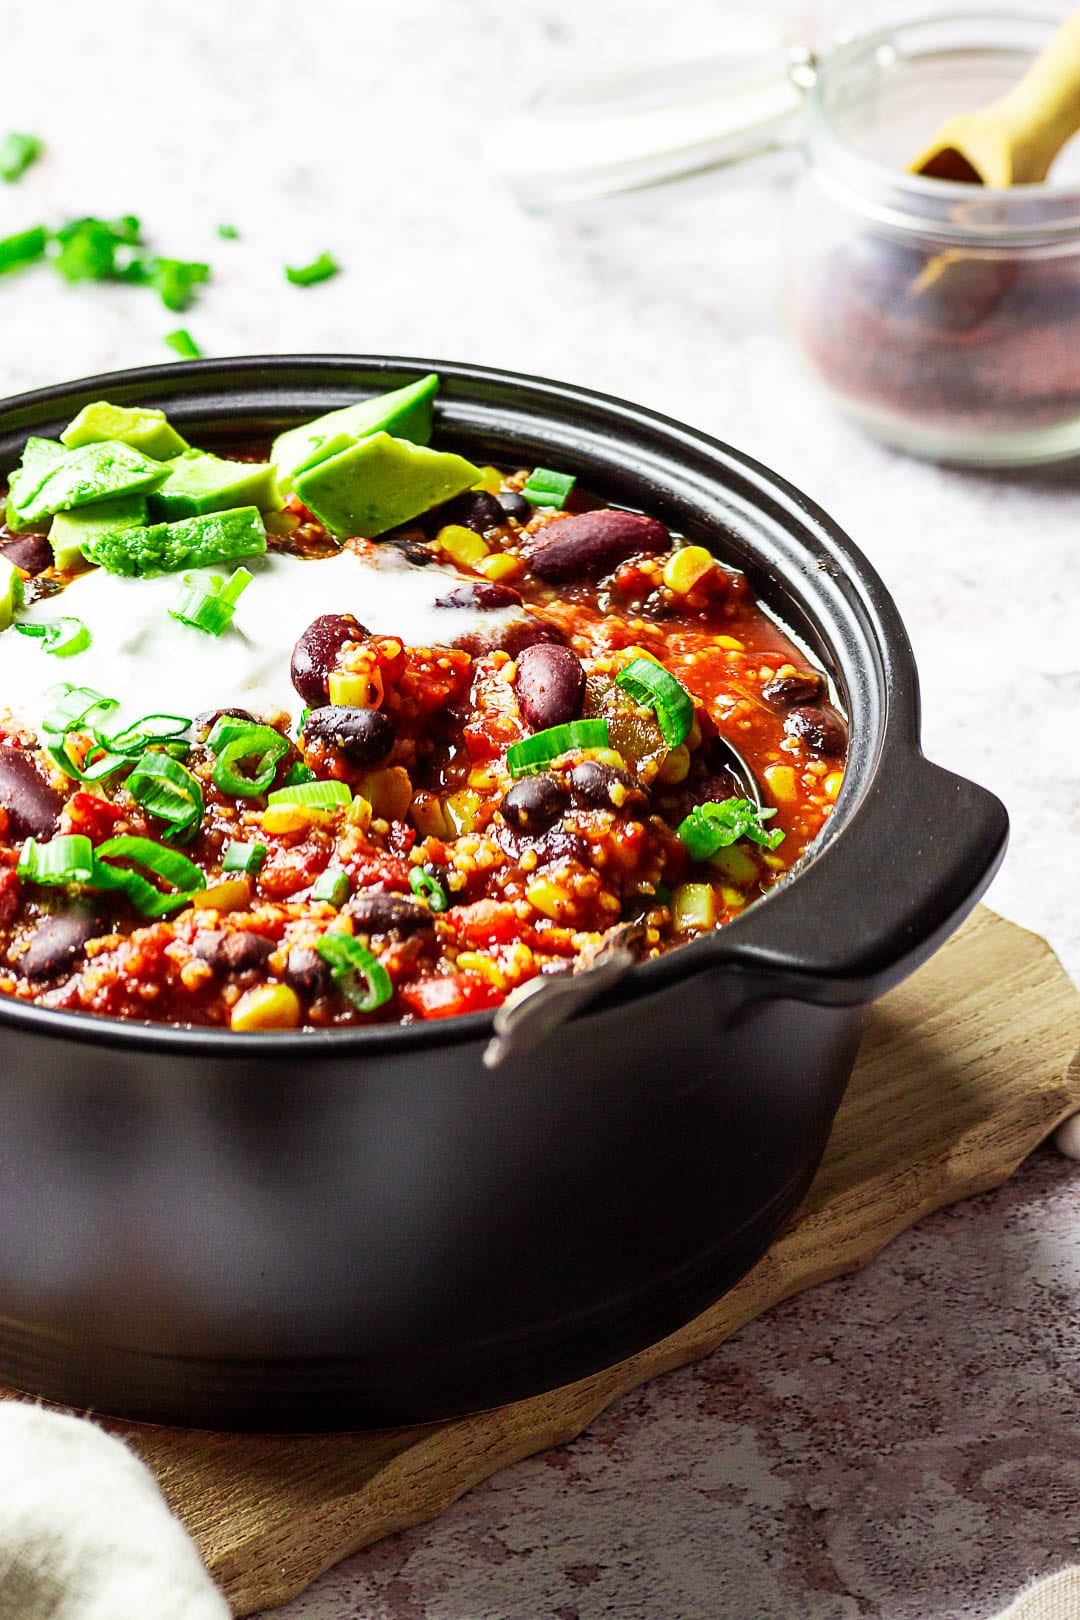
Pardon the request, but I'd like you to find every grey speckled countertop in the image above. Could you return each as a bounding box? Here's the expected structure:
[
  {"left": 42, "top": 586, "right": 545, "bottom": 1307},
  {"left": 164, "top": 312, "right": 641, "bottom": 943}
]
[{"left": 1, "top": 2, "right": 1077, "bottom": 1616}]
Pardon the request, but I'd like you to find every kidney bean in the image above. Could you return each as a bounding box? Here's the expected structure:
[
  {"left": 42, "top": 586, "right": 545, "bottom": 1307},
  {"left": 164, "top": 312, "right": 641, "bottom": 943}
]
[
  {"left": 193, "top": 929, "right": 274, "bottom": 975},
  {"left": 436, "top": 580, "right": 523, "bottom": 610},
  {"left": 0, "top": 533, "right": 52, "bottom": 576},
  {"left": 302, "top": 705, "right": 395, "bottom": 765},
  {"left": 0, "top": 746, "right": 64, "bottom": 839},
  {"left": 291, "top": 613, "right": 368, "bottom": 708},
  {"left": 527, "top": 509, "right": 669, "bottom": 583},
  {"left": 282, "top": 945, "right": 332, "bottom": 998},
  {"left": 18, "top": 902, "right": 109, "bottom": 980},
  {"left": 514, "top": 643, "right": 585, "bottom": 730},
  {"left": 348, "top": 892, "right": 434, "bottom": 936},
  {"left": 762, "top": 671, "right": 825, "bottom": 709},
  {"left": 785, "top": 706, "right": 848, "bottom": 757},
  {"left": 500, "top": 773, "right": 570, "bottom": 833},
  {"left": 568, "top": 759, "right": 646, "bottom": 812},
  {"left": 496, "top": 491, "right": 532, "bottom": 524},
  {"left": 439, "top": 491, "right": 506, "bottom": 534}
]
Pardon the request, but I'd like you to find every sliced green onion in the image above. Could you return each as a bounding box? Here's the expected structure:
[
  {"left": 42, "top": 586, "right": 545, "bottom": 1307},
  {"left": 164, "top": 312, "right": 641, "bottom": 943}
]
[
  {"left": 409, "top": 867, "right": 449, "bottom": 912},
  {"left": 17, "top": 834, "right": 95, "bottom": 885},
  {"left": 168, "top": 566, "right": 252, "bottom": 636},
  {"left": 506, "top": 718, "right": 609, "bottom": 778},
  {"left": 266, "top": 779, "right": 352, "bottom": 810},
  {"left": 315, "top": 932, "right": 393, "bottom": 1012},
  {"left": 42, "top": 682, "right": 118, "bottom": 736},
  {"left": 104, "top": 714, "right": 192, "bottom": 755},
  {"left": 207, "top": 721, "right": 289, "bottom": 797},
  {"left": 0, "top": 132, "right": 43, "bottom": 184},
  {"left": 217, "top": 223, "right": 239, "bottom": 241},
  {"left": 127, "top": 752, "right": 204, "bottom": 842},
  {"left": 311, "top": 867, "right": 350, "bottom": 906},
  {"left": 281, "top": 760, "right": 316, "bottom": 788},
  {"left": 15, "top": 616, "right": 91, "bottom": 657},
  {"left": 677, "top": 798, "right": 784, "bottom": 861},
  {"left": 164, "top": 328, "right": 202, "bottom": 359},
  {"left": 0, "top": 225, "right": 48, "bottom": 274},
  {"left": 41, "top": 684, "right": 126, "bottom": 781},
  {"left": 90, "top": 835, "right": 204, "bottom": 917},
  {"left": 222, "top": 840, "right": 267, "bottom": 877},
  {"left": 285, "top": 252, "right": 339, "bottom": 287},
  {"left": 615, "top": 657, "right": 694, "bottom": 749},
  {"left": 521, "top": 467, "right": 576, "bottom": 509}
]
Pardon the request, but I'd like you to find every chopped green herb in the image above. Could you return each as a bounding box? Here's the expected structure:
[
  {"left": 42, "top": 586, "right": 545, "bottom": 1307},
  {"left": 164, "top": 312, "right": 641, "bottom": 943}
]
[
  {"left": 506, "top": 718, "right": 609, "bottom": 778},
  {"left": 0, "top": 132, "right": 43, "bottom": 183},
  {"left": 267, "top": 779, "right": 352, "bottom": 810},
  {"left": 285, "top": 252, "right": 339, "bottom": 287},
  {"left": 168, "top": 566, "right": 253, "bottom": 636},
  {"left": 217, "top": 223, "right": 239, "bottom": 240},
  {"left": 17, "top": 834, "right": 96, "bottom": 886},
  {"left": 281, "top": 760, "right": 316, "bottom": 788},
  {"left": 164, "top": 328, "right": 202, "bottom": 359},
  {"left": 409, "top": 867, "right": 449, "bottom": 912},
  {"left": 0, "top": 225, "right": 48, "bottom": 274},
  {"left": 51, "top": 215, "right": 140, "bottom": 283},
  {"left": 521, "top": 467, "right": 576, "bottom": 508},
  {"left": 15, "top": 616, "right": 90, "bottom": 657},
  {"left": 207, "top": 720, "right": 290, "bottom": 798},
  {"left": 222, "top": 840, "right": 267, "bottom": 877},
  {"left": 311, "top": 868, "right": 350, "bottom": 907},
  {"left": 126, "top": 753, "right": 204, "bottom": 843},
  {"left": 677, "top": 798, "right": 784, "bottom": 861},
  {"left": 90, "top": 834, "right": 204, "bottom": 917},
  {"left": 315, "top": 932, "right": 393, "bottom": 1012},
  {"left": 129, "top": 255, "right": 209, "bottom": 312},
  {"left": 614, "top": 657, "right": 693, "bottom": 749}
]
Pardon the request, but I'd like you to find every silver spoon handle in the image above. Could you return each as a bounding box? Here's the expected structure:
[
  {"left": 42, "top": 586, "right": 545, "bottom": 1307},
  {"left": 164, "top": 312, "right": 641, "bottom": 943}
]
[{"left": 489, "top": 46, "right": 814, "bottom": 209}]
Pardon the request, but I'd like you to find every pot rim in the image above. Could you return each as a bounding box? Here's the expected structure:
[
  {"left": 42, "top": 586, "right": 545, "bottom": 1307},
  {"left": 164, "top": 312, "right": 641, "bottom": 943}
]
[{"left": 0, "top": 353, "right": 1007, "bottom": 1052}]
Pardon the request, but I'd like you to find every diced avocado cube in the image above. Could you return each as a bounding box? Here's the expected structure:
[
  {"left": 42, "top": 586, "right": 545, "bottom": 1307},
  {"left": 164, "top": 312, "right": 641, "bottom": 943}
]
[
  {"left": 0, "top": 555, "right": 24, "bottom": 630},
  {"left": 148, "top": 450, "right": 282, "bottom": 521},
  {"left": 8, "top": 440, "right": 168, "bottom": 526},
  {"left": 49, "top": 494, "right": 149, "bottom": 573},
  {"left": 82, "top": 505, "right": 267, "bottom": 576},
  {"left": 61, "top": 401, "right": 189, "bottom": 461},
  {"left": 294, "top": 432, "right": 480, "bottom": 540},
  {"left": 273, "top": 373, "right": 439, "bottom": 496},
  {"left": 4, "top": 437, "right": 66, "bottom": 530}
]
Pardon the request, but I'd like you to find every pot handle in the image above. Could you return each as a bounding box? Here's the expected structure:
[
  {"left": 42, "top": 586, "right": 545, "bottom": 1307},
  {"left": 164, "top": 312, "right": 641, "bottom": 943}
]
[
  {"left": 721, "top": 756, "right": 1009, "bottom": 1007},
  {"left": 488, "top": 46, "right": 813, "bottom": 210}
]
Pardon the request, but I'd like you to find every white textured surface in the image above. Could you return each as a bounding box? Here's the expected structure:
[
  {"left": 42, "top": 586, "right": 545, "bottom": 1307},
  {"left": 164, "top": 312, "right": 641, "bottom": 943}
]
[{"left": 0, "top": 2, "right": 1076, "bottom": 1617}]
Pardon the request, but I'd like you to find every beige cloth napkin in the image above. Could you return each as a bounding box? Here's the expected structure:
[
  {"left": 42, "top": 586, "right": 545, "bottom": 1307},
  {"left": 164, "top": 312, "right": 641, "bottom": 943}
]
[
  {"left": 993, "top": 1568, "right": 1080, "bottom": 1619},
  {"left": 0, "top": 1402, "right": 228, "bottom": 1619}
]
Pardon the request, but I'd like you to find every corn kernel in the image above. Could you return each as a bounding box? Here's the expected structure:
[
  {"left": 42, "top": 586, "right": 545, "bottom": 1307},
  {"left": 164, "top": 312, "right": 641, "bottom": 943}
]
[
  {"left": 824, "top": 770, "right": 844, "bottom": 801},
  {"left": 456, "top": 950, "right": 504, "bottom": 987},
  {"left": 764, "top": 764, "right": 797, "bottom": 804},
  {"left": 230, "top": 983, "right": 301, "bottom": 1032},
  {"left": 623, "top": 644, "right": 662, "bottom": 666},
  {"left": 526, "top": 876, "right": 573, "bottom": 920},
  {"left": 436, "top": 523, "right": 489, "bottom": 569},
  {"left": 468, "top": 763, "right": 501, "bottom": 791},
  {"left": 347, "top": 793, "right": 373, "bottom": 831},
  {"left": 444, "top": 789, "right": 480, "bottom": 835},
  {"left": 262, "top": 803, "right": 312, "bottom": 835},
  {"left": 715, "top": 634, "right": 745, "bottom": 652},
  {"left": 356, "top": 766, "right": 413, "bottom": 822},
  {"left": 477, "top": 552, "right": 523, "bottom": 583},
  {"left": 720, "top": 886, "right": 746, "bottom": 910},
  {"left": 662, "top": 545, "right": 714, "bottom": 594},
  {"left": 657, "top": 744, "right": 690, "bottom": 784},
  {"left": 195, "top": 877, "right": 251, "bottom": 913},
  {"left": 472, "top": 466, "right": 503, "bottom": 495},
  {"left": 671, "top": 882, "right": 720, "bottom": 933},
  {"left": 328, "top": 669, "right": 383, "bottom": 708}
]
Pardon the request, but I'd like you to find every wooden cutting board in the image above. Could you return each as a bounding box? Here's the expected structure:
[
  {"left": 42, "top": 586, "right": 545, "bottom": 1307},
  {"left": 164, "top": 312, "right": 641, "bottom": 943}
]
[{"left": 2, "top": 905, "right": 1079, "bottom": 1616}]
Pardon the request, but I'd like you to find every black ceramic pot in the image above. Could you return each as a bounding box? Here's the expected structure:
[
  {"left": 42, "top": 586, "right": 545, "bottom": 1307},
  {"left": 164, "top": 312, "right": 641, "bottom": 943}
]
[{"left": 0, "top": 357, "right": 1007, "bottom": 1430}]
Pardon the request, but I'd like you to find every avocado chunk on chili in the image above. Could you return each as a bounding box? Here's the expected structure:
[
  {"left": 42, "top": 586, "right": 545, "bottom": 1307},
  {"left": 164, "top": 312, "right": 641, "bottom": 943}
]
[
  {"left": 81, "top": 505, "right": 267, "bottom": 577},
  {"left": 0, "top": 555, "right": 24, "bottom": 630},
  {"left": 149, "top": 450, "right": 282, "bottom": 521},
  {"left": 294, "top": 432, "right": 479, "bottom": 539},
  {"left": 48, "top": 494, "right": 149, "bottom": 572},
  {"left": 272, "top": 373, "right": 439, "bottom": 496},
  {"left": 8, "top": 440, "right": 168, "bottom": 526},
  {"left": 61, "top": 401, "right": 189, "bottom": 461}
]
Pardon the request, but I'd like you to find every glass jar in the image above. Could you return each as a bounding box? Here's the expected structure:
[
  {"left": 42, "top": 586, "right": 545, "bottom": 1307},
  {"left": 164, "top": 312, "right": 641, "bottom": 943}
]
[{"left": 786, "top": 13, "right": 1080, "bottom": 466}]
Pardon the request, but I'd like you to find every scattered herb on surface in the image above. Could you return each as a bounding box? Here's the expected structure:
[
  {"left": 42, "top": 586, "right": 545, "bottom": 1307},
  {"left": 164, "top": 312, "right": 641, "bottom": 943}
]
[
  {"left": 216, "top": 223, "right": 239, "bottom": 240},
  {"left": 0, "top": 132, "right": 42, "bottom": 183},
  {"left": 164, "top": 328, "right": 202, "bottom": 359},
  {"left": 285, "top": 252, "right": 339, "bottom": 287}
]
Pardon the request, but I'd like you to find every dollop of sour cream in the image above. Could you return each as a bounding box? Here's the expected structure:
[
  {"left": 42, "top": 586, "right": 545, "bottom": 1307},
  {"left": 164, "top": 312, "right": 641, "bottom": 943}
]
[{"left": 0, "top": 547, "right": 517, "bottom": 734}]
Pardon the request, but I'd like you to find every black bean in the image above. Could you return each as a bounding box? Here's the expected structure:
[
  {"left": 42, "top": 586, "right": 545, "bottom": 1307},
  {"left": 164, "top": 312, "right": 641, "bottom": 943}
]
[
  {"left": 527, "top": 828, "right": 588, "bottom": 867},
  {"left": 18, "top": 902, "right": 109, "bottom": 980},
  {"left": 435, "top": 580, "right": 523, "bottom": 610},
  {"left": 785, "top": 706, "right": 848, "bottom": 757},
  {"left": 514, "top": 643, "right": 585, "bottom": 731},
  {"left": 390, "top": 538, "right": 434, "bottom": 566},
  {"left": 282, "top": 945, "right": 331, "bottom": 999},
  {"left": 291, "top": 613, "right": 368, "bottom": 709},
  {"left": 527, "top": 509, "right": 669, "bottom": 584},
  {"left": 568, "top": 760, "right": 646, "bottom": 812},
  {"left": 193, "top": 929, "right": 274, "bottom": 975},
  {"left": 496, "top": 491, "right": 532, "bottom": 524},
  {"left": 302, "top": 705, "right": 395, "bottom": 766},
  {"left": 762, "top": 671, "right": 826, "bottom": 709},
  {"left": 439, "top": 491, "right": 507, "bottom": 534},
  {"left": 500, "top": 774, "right": 570, "bottom": 834},
  {"left": 0, "top": 533, "right": 52, "bottom": 576},
  {"left": 347, "top": 892, "right": 435, "bottom": 936},
  {"left": 0, "top": 746, "right": 64, "bottom": 839}
]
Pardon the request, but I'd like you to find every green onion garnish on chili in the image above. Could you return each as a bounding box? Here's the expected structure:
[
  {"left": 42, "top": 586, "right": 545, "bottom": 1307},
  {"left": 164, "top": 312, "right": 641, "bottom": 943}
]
[
  {"left": 126, "top": 753, "right": 204, "bottom": 843},
  {"left": 506, "top": 718, "right": 609, "bottom": 778},
  {"left": 315, "top": 932, "right": 393, "bottom": 1012},
  {"left": 409, "top": 867, "right": 449, "bottom": 912},
  {"left": 267, "top": 779, "right": 352, "bottom": 810},
  {"left": 90, "top": 835, "right": 204, "bottom": 917},
  {"left": 41, "top": 682, "right": 126, "bottom": 781},
  {"left": 168, "top": 566, "right": 253, "bottom": 636},
  {"left": 311, "top": 868, "right": 350, "bottom": 906},
  {"left": 17, "top": 834, "right": 96, "bottom": 886},
  {"left": 521, "top": 467, "right": 575, "bottom": 509},
  {"left": 615, "top": 657, "right": 694, "bottom": 749},
  {"left": 222, "top": 840, "right": 267, "bottom": 877},
  {"left": 281, "top": 760, "right": 316, "bottom": 789},
  {"left": 677, "top": 798, "right": 784, "bottom": 861},
  {"left": 15, "top": 617, "right": 91, "bottom": 658},
  {"left": 105, "top": 714, "right": 192, "bottom": 756},
  {"left": 206, "top": 720, "right": 290, "bottom": 797}
]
